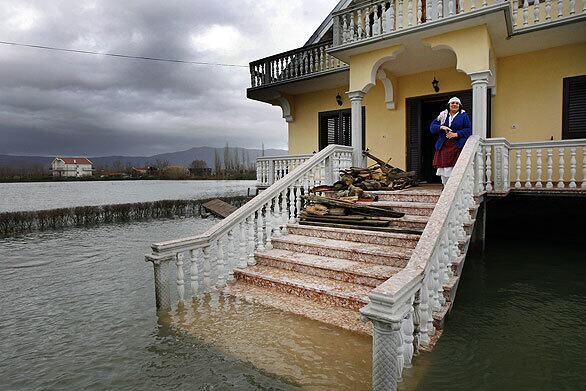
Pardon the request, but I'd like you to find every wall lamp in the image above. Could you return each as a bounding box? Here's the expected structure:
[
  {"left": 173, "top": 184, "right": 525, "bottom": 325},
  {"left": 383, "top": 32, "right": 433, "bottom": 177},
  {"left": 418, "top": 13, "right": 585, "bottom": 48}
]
[
  {"left": 432, "top": 77, "right": 440, "bottom": 93},
  {"left": 336, "top": 93, "right": 343, "bottom": 106}
]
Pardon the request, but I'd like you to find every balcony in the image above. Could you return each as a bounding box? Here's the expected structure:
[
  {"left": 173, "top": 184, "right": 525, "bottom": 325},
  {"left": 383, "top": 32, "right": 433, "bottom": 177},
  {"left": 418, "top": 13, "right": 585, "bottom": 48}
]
[
  {"left": 331, "top": 0, "right": 585, "bottom": 49},
  {"left": 248, "top": 40, "right": 348, "bottom": 90}
]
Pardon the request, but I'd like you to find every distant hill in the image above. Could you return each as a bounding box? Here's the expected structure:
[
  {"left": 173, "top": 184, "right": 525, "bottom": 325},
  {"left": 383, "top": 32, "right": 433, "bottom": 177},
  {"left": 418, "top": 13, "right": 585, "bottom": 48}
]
[{"left": 0, "top": 146, "right": 289, "bottom": 170}]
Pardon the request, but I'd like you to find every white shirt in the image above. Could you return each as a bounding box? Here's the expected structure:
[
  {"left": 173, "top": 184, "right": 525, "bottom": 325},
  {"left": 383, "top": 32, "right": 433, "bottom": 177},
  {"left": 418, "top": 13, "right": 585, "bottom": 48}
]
[{"left": 448, "top": 111, "right": 458, "bottom": 127}]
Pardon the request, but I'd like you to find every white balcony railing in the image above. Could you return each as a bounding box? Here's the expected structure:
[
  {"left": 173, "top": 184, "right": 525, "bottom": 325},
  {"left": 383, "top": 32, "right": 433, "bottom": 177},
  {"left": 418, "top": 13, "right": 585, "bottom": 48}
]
[
  {"left": 256, "top": 154, "right": 314, "bottom": 187},
  {"left": 249, "top": 40, "right": 349, "bottom": 89},
  {"left": 332, "top": 0, "right": 586, "bottom": 46},
  {"left": 479, "top": 138, "right": 586, "bottom": 193},
  {"left": 145, "top": 144, "right": 353, "bottom": 312}
]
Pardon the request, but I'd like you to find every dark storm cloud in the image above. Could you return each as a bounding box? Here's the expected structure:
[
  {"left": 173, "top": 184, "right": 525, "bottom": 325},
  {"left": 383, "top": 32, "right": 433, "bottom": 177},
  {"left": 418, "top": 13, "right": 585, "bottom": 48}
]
[{"left": 0, "top": 0, "right": 335, "bottom": 156}]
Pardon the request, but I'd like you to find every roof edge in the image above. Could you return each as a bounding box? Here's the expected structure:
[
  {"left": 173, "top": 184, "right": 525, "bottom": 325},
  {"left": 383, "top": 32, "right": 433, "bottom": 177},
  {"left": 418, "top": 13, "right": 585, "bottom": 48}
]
[{"left": 304, "top": 0, "right": 353, "bottom": 46}]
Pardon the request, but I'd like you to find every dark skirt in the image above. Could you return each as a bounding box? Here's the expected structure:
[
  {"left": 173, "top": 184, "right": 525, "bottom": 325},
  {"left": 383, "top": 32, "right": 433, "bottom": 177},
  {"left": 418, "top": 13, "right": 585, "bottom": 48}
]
[{"left": 432, "top": 140, "right": 461, "bottom": 168}]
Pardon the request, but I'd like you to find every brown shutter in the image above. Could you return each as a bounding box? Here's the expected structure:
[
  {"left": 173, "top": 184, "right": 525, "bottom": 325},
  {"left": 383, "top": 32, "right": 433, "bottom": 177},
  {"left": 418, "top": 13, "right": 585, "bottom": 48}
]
[
  {"left": 563, "top": 75, "right": 586, "bottom": 140},
  {"left": 406, "top": 99, "right": 422, "bottom": 178}
]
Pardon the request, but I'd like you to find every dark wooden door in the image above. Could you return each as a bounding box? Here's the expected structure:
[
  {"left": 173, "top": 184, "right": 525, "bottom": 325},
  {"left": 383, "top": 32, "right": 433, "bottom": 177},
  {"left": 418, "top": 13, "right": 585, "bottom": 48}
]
[{"left": 407, "top": 90, "right": 482, "bottom": 182}]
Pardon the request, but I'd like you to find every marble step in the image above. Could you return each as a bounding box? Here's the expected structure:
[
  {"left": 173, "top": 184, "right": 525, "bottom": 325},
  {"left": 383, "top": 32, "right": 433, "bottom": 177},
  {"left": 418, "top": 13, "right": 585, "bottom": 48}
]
[
  {"left": 270, "top": 234, "right": 412, "bottom": 267},
  {"left": 372, "top": 189, "right": 441, "bottom": 203},
  {"left": 223, "top": 282, "right": 372, "bottom": 335},
  {"left": 388, "top": 214, "right": 429, "bottom": 230},
  {"left": 255, "top": 248, "right": 402, "bottom": 287},
  {"left": 286, "top": 224, "right": 420, "bottom": 248},
  {"left": 233, "top": 265, "right": 371, "bottom": 310},
  {"left": 362, "top": 201, "right": 437, "bottom": 216}
]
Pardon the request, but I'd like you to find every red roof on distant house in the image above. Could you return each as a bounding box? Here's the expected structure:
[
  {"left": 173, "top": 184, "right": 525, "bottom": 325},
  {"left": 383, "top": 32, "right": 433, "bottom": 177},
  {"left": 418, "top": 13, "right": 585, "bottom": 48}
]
[{"left": 54, "top": 157, "right": 93, "bottom": 165}]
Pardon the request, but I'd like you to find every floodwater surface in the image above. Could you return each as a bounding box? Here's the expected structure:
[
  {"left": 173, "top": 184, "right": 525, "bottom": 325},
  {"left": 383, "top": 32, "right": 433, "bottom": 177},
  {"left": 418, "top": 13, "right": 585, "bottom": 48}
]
[
  {"left": 1, "top": 211, "right": 584, "bottom": 389},
  {"left": 0, "top": 180, "right": 256, "bottom": 212}
]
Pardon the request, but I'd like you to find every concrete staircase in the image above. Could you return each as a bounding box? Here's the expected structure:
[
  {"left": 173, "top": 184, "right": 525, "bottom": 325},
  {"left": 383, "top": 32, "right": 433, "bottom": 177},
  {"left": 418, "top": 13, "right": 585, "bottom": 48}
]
[{"left": 223, "top": 186, "right": 443, "bottom": 335}]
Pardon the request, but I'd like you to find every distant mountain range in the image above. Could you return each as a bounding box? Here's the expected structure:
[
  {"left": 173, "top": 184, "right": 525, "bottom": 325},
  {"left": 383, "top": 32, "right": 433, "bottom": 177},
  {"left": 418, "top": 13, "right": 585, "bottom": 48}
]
[{"left": 0, "top": 146, "right": 289, "bottom": 170}]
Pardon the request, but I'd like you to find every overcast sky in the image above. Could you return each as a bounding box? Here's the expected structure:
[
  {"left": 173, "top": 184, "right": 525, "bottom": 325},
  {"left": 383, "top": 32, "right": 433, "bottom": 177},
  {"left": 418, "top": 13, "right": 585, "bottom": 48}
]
[{"left": 0, "top": 0, "right": 335, "bottom": 156}]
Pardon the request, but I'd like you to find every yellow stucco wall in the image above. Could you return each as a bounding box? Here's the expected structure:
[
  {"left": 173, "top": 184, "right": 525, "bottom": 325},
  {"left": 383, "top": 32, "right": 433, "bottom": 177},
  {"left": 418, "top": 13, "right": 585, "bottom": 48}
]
[
  {"left": 287, "top": 42, "right": 586, "bottom": 169},
  {"left": 492, "top": 42, "right": 586, "bottom": 141}
]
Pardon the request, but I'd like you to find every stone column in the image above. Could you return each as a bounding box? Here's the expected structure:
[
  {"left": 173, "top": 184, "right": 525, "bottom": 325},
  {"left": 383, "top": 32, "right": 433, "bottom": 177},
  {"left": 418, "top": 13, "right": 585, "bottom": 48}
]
[
  {"left": 146, "top": 254, "right": 174, "bottom": 313},
  {"left": 469, "top": 71, "right": 491, "bottom": 139},
  {"left": 348, "top": 90, "right": 366, "bottom": 167},
  {"left": 371, "top": 319, "right": 403, "bottom": 391}
]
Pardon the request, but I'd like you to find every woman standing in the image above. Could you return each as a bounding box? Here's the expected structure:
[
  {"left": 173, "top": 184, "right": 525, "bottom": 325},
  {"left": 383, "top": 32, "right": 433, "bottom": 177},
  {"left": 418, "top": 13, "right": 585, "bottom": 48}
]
[{"left": 429, "top": 97, "right": 472, "bottom": 186}]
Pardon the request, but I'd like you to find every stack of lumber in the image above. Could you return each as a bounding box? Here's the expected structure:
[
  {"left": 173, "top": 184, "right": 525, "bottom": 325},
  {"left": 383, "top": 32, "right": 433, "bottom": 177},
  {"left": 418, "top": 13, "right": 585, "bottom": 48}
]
[{"left": 299, "top": 195, "right": 420, "bottom": 234}]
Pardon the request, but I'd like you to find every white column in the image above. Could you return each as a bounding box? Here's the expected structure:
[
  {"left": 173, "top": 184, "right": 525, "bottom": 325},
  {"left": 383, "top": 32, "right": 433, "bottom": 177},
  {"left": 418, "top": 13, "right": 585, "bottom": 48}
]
[
  {"left": 347, "top": 90, "right": 366, "bottom": 167},
  {"left": 469, "top": 71, "right": 491, "bottom": 139}
]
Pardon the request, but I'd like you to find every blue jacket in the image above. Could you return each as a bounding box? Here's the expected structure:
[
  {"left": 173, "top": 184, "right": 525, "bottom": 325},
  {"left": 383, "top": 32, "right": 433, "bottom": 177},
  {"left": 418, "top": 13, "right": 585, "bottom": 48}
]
[{"left": 429, "top": 111, "right": 472, "bottom": 151}]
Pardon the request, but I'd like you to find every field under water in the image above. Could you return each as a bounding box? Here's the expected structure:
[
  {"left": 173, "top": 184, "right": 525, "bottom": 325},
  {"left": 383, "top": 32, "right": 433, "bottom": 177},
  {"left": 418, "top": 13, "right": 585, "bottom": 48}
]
[{"left": 0, "top": 186, "right": 584, "bottom": 390}]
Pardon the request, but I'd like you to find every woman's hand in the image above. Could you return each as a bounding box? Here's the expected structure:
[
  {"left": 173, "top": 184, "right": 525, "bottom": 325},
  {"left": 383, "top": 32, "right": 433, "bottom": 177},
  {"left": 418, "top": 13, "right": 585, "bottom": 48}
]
[
  {"left": 446, "top": 131, "right": 459, "bottom": 139},
  {"left": 440, "top": 125, "right": 451, "bottom": 133}
]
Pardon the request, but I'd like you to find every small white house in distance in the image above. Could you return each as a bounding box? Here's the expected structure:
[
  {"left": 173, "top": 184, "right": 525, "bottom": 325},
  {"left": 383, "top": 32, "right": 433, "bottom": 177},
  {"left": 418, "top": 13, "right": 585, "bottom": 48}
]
[{"left": 51, "top": 157, "right": 93, "bottom": 177}]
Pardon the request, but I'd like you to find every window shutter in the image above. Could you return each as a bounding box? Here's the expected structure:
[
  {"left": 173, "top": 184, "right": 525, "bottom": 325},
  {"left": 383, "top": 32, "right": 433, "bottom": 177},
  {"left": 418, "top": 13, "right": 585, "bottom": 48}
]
[
  {"left": 563, "top": 75, "right": 586, "bottom": 140},
  {"left": 406, "top": 99, "right": 421, "bottom": 177}
]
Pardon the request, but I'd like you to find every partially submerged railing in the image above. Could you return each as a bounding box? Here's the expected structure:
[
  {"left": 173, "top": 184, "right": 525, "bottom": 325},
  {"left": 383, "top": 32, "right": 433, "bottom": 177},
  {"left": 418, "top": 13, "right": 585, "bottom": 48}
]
[
  {"left": 145, "top": 145, "right": 353, "bottom": 311},
  {"left": 256, "top": 154, "right": 313, "bottom": 188},
  {"left": 332, "top": 0, "right": 586, "bottom": 46},
  {"left": 249, "top": 40, "right": 349, "bottom": 88},
  {"left": 360, "top": 135, "right": 481, "bottom": 390},
  {"left": 479, "top": 138, "right": 586, "bottom": 193}
]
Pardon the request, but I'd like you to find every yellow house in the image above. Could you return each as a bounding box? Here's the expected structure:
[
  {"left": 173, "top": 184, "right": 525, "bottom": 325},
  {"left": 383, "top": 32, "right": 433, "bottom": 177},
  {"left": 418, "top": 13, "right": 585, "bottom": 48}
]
[{"left": 248, "top": 0, "right": 586, "bottom": 184}]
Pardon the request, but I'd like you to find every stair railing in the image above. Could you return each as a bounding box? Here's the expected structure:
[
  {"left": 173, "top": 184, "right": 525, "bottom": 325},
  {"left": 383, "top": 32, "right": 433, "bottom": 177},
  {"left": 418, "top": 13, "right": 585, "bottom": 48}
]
[
  {"left": 145, "top": 144, "right": 353, "bottom": 312},
  {"left": 360, "top": 135, "right": 481, "bottom": 391}
]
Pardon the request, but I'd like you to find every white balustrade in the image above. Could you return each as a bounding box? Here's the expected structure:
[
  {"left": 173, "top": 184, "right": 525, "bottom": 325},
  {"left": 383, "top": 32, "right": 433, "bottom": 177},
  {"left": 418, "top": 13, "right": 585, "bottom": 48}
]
[
  {"left": 256, "top": 154, "right": 313, "bottom": 187},
  {"left": 145, "top": 145, "right": 353, "bottom": 312}
]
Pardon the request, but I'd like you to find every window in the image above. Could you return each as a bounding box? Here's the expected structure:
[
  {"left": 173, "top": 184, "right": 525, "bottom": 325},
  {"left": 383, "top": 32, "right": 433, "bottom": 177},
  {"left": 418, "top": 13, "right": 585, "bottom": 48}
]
[
  {"left": 318, "top": 108, "right": 365, "bottom": 151},
  {"left": 562, "top": 75, "right": 586, "bottom": 140}
]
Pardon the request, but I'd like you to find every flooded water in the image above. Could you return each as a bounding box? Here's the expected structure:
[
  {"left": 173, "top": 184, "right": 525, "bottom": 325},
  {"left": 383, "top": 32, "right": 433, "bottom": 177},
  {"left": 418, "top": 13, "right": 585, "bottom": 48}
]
[
  {"left": 0, "top": 180, "right": 256, "bottom": 212},
  {"left": 1, "top": 197, "right": 584, "bottom": 390}
]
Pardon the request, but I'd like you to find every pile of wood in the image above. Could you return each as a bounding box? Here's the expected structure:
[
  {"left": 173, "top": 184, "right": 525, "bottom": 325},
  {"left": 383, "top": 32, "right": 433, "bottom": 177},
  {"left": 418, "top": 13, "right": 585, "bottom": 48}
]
[{"left": 299, "top": 195, "right": 420, "bottom": 234}]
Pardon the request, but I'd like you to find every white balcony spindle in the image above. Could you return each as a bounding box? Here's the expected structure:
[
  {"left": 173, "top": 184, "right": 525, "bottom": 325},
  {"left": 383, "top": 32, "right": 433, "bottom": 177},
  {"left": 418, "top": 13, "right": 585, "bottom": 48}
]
[
  {"left": 558, "top": 0, "right": 563, "bottom": 17},
  {"left": 570, "top": 147, "right": 577, "bottom": 188},
  {"left": 449, "top": 0, "right": 454, "bottom": 16},
  {"left": 536, "top": 149, "right": 543, "bottom": 188},
  {"left": 525, "top": 149, "right": 532, "bottom": 188},
  {"left": 176, "top": 253, "right": 185, "bottom": 302},
  {"left": 417, "top": 0, "right": 422, "bottom": 24},
  {"left": 365, "top": 7, "right": 372, "bottom": 38},
  {"left": 402, "top": 302, "right": 415, "bottom": 367},
  {"left": 389, "top": 0, "right": 396, "bottom": 31},
  {"left": 226, "top": 231, "right": 235, "bottom": 281},
  {"left": 534, "top": 0, "right": 541, "bottom": 23},
  {"left": 247, "top": 215, "right": 256, "bottom": 265},
  {"left": 257, "top": 206, "right": 265, "bottom": 251},
  {"left": 280, "top": 189, "right": 288, "bottom": 234},
  {"left": 558, "top": 147, "right": 566, "bottom": 188},
  {"left": 570, "top": 0, "right": 576, "bottom": 14},
  {"left": 408, "top": 0, "right": 414, "bottom": 26},
  {"left": 202, "top": 245, "right": 212, "bottom": 293},
  {"left": 357, "top": 9, "right": 363, "bottom": 39},
  {"left": 523, "top": 0, "right": 529, "bottom": 26},
  {"left": 216, "top": 238, "right": 226, "bottom": 288},
  {"left": 438, "top": 0, "right": 444, "bottom": 19},
  {"left": 513, "top": 0, "right": 518, "bottom": 26},
  {"left": 398, "top": 0, "right": 404, "bottom": 28},
  {"left": 545, "top": 0, "right": 552, "bottom": 20},
  {"left": 238, "top": 221, "right": 247, "bottom": 268},
  {"left": 515, "top": 149, "right": 521, "bottom": 189},
  {"left": 189, "top": 249, "right": 199, "bottom": 294},
  {"left": 546, "top": 148, "right": 554, "bottom": 188},
  {"left": 485, "top": 146, "right": 493, "bottom": 191},
  {"left": 374, "top": 5, "right": 381, "bottom": 35}
]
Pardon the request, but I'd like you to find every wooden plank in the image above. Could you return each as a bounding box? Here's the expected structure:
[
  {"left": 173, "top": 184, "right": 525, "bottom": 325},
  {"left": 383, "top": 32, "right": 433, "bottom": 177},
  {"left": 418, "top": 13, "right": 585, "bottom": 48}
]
[
  {"left": 299, "top": 220, "right": 423, "bottom": 235},
  {"left": 201, "top": 199, "right": 237, "bottom": 218}
]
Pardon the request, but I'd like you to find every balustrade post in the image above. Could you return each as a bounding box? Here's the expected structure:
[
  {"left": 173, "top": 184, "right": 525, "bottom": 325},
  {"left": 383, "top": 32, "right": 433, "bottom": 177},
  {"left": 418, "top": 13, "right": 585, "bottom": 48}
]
[
  {"left": 348, "top": 91, "right": 367, "bottom": 167},
  {"left": 176, "top": 253, "right": 186, "bottom": 303},
  {"left": 569, "top": 147, "right": 577, "bottom": 188},
  {"left": 525, "top": 148, "right": 533, "bottom": 188},
  {"left": 257, "top": 206, "right": 266, "bottom": 251},
  {"left": 470, "top": 71, "right": 490, "bottom": 138},
  {"left": 239, "top": 221, "right": 248, "bottom": 268},
  {"left": 558, "top": 147, "right": 565, "bottom": 188},
  {"left": 515, "top": 149, "right": 522, "bottom": 189},
  {"left": 371, "top": 319, "right": 404, "bottom": 391},
  {"left": 492, "top": 143, "right": 505, "bottom": 192},
  {"left": 536, "top": 149, "right": 543, "bottom": 188},
  {"left": 146, "top": 254, "right": 174, "bottom": 313},
  {"left": 268, "top": 160, "right": 275, "bottom": 186},
  {"left": 202, "top": 245, "right": 212, "bottom": 293},
  {"left": 475, "top": 145, "right": 485, "bottom": 194},
  {"left": 485, "top": 145, "right": 493, "bottom": 192},
  {"left": 216, "top": 238, "right": 226, "bottom": 288},
  {"left": 247, "top": 215, "right": 256, "bottom": 265},
  {"left": 226, "top": 231, "right": 235, "bottom": 281},
  {"left": 279, "top": 190, "right": 288, "bottom": 235},
  {"left": 333, "top": 15, "right": 341, "bottom": 46},
  {"left": 546, "top": 148, "right": 554, "bottom": 188}
]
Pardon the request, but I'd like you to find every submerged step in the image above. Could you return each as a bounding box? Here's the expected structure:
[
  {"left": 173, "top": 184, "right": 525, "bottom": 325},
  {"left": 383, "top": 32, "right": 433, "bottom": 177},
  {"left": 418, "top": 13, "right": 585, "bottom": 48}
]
[
  {"left": 255, "top": 248, "right": 402, "bottom": 287},
  {"left": 234, "top": 265, "right": 371, "bottom": 310},
  {"left": 271, "top": 234, "right": 412, "bottom": 267},
  {"left": 223, "top": 281, "right": 372, "bottom": 335}
]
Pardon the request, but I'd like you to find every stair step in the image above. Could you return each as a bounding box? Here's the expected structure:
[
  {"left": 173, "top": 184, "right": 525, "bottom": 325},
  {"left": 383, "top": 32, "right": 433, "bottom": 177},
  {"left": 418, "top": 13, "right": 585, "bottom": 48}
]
[
  {"left": 255, "top": 249, "right": 401, "bottom": 287},
  {"left": 387, "top": 214, "right": 429, "bottom": 230},
  {"left": 234, "top": 265, "right": 371, "bottom": 310},
  {"left": 362, "top": 201, "right": 437, "bottom": 216},
  {"left": 372, "top": 189, "right": 441, "bottom": 203},
  {"left": 223, "top": 281, "right": 372, "bottom": 335},
  {"left": 287, "top": 224, "right": 420, "bottom": 248},
  {"left": 270, "top": 234, "right": 412, "bottom": 267}
]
